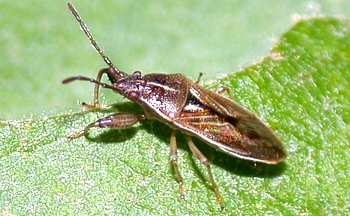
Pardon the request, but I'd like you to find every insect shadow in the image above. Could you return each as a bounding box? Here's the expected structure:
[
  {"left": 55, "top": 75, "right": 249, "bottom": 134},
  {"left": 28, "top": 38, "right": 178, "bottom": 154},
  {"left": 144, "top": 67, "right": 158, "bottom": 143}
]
[{"left": 83, "top": 101, "right": 286, "bottom": 183}]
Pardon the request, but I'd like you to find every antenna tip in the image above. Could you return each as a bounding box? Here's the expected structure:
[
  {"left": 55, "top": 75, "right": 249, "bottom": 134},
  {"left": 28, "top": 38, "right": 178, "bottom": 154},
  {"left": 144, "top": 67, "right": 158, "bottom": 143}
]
[{"left": 67, "top": 2, "right": 74, "bottom": 11}]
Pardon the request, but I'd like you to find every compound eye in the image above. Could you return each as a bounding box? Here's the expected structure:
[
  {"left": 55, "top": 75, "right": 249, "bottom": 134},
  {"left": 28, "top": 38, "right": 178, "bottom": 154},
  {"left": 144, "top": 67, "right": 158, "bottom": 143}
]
[
  {"left": 133, "top": 71, "right": 142, "bottom": 76},
  {"left": 128, "top": 90, "right": 139, "bottom": 99}
]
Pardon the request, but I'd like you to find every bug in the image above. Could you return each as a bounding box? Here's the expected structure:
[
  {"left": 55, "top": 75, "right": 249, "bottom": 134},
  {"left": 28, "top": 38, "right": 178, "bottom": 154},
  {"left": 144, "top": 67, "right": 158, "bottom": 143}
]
[{"left": 63, "top": 3, "right": 286, "bottom": 209}]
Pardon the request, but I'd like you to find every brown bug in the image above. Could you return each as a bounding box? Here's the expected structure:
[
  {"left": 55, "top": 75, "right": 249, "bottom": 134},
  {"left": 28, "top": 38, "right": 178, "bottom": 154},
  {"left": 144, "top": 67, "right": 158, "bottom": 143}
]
[{"left": 63, "top": 3, "right": 286, "bottom": 209}]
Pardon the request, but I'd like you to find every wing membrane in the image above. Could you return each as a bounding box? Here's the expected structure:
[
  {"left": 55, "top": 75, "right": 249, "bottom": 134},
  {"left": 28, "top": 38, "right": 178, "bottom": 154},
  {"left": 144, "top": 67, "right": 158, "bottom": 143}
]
[{"left": 174, "top": 87, "right": 286, "bottom": 164}]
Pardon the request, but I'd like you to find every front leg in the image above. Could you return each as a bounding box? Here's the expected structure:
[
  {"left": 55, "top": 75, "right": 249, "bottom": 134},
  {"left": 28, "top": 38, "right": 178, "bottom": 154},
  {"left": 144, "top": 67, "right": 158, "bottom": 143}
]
[
  {"left": 82, "top": 68, "right": 117, "bottom": 109},
  {"left": 62, "top": 67, "right": 124, "bottom": 109},
  {"left": 67, "top": 113, "right": 145, "bottom": 141}
]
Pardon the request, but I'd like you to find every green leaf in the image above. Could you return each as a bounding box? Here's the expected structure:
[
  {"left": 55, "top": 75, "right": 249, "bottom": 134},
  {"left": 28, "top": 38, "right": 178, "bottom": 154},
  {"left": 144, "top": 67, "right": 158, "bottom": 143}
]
[{"left": 1, "top": 10, "right": 350, "bottom": 216}]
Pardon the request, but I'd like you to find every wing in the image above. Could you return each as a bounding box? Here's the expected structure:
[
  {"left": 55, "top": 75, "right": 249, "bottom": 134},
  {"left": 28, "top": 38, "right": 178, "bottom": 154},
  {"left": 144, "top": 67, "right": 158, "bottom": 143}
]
[{"left": 173, "top": 85, "right": 286, "bottom": 164}]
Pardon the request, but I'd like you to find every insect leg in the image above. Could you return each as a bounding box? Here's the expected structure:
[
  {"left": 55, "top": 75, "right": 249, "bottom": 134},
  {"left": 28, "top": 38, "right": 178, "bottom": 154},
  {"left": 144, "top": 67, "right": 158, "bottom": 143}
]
[
  {"left": 67, "top": 113, "right": 145, "bottom": 141},
  {"left": 170, "top": 130, "right": 185, "bottom": 199},
  {"left": 82, "top": 68, "right": 119, "bottom": 108},
  {"left": 215, "top": 86, "right": 234, "bottom": 99},
  {"left": 186, "top": 135, "right": 224, "bottom": 209},
  {"left": 194, "top": 72, "right": 204, "bottom": 84}
]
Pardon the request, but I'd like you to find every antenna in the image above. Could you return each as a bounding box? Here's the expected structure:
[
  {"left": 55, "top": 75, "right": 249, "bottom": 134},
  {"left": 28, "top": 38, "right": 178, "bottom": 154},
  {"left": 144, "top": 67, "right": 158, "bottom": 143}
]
[
  {"left": 67, "top": 3, "right": 125, "bottom": 78},
  {"left": 62, "top": 75, "right": 117, "bottom": 91}
]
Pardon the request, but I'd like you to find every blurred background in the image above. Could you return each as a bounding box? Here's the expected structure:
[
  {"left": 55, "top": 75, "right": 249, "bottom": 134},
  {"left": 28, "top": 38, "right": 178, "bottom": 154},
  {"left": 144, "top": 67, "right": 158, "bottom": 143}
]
[{"left": 1, "top": 0, "right": 350, "bottom": 119}]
